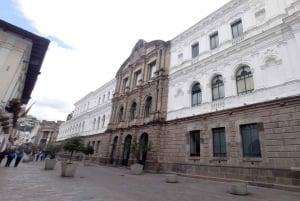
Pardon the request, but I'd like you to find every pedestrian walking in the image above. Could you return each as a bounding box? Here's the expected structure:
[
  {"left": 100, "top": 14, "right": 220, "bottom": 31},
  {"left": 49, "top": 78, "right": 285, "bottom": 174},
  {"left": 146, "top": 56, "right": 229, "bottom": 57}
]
[
  {"left": 35, "top": 151, "right": 40, "bottom": 161},
  {"left": 5, "top": 149, "right": 15, "bottom": 167},
  {"left": 14, "top": 149, "right": 24, "bottom": 167},
  {"left": 0, "top": 150, "right": 6, "bottom": 164}
]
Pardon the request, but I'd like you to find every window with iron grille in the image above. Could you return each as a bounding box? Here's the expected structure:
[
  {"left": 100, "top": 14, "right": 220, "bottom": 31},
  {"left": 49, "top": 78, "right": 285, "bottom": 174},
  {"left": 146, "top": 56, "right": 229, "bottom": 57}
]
[
  {"left": 240, "top": 123, "right": 261, "bottom": 157},
  {"left": 236, "top": 66, "right": 254, "bottom": 95},
  {"left": 212, "top": 127, "right": 226, "bottom": 157},
  {"left": 191, "top": 83, "right": 201, "bottom": 107},
  {"left": 190, "top": 130, "right": 200, "bottom": 156},
  {"left": 212, "top": 75, "right": 224, "bottom": 101}
]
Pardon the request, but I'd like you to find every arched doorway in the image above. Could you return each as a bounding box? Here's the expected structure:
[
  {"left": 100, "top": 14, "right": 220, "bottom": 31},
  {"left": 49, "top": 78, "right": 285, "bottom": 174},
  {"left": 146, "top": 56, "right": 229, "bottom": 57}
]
[
  {"left": 138, "top": 133, "right": 148, "bottom": 166},
  {"left": 122, "top": 135, "right": 132, "bottom": 166},
  {"left": 110, "top": 136, "right": 118, "bottom": 164}
]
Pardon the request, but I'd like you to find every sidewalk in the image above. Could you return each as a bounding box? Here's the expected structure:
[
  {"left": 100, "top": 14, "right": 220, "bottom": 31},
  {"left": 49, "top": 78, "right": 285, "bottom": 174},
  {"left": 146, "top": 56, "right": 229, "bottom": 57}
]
[{"left": 0, "top": 161, "right": 300, "bottom": 201}]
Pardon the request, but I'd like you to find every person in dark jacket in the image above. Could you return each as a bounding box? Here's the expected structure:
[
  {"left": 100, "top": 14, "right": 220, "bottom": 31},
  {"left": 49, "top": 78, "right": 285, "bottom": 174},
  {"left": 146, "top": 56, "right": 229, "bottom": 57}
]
[
  {"left": 14, "top": 149, "right": 24, "bottom": 167},
  {"left": 0, "top": 150, "right": 6, "bottom": 165},
  {"left": 5, "top": 149, "right": 15, "bottom": 167}
]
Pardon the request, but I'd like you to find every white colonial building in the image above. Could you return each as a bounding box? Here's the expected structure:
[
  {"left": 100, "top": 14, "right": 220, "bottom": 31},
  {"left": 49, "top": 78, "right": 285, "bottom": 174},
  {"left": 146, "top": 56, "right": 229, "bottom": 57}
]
[
  {"left": 57, "top": 79, "right": 116, "bottom": 154},
  {"left": 159, "top": 0, "right": 300, "bottom": 188},
  {"left": 168, "top": 0, "right": 300, "bottom": 120}
]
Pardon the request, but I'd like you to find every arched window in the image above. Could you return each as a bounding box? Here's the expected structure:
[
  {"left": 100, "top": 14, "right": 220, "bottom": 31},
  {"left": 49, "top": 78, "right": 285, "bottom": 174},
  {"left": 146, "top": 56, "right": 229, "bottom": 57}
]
[
  {"left": 118, "top": 106, "right": 124, "bottom": 122},
  {"left": 145, "top": 97, "right": 152, "bottom": 117},
  {"left": 130, "top": 102, "right": 137, "bottom": 120},
  {"left": 191, "top": 82, "right": 201, "bottom": 107},
  {"left": 236, "top": 66, "right": 254, "bottom": 95},
  {"left": 212, "top": 75, "right": 224, "bottom": 101},
  {"left": 102, "top": 115, "right": 105, "bottom": 128}
]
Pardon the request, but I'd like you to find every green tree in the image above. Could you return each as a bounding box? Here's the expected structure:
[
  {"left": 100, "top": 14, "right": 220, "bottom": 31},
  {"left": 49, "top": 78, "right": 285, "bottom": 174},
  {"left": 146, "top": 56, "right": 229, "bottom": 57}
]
[{"left": 63, "top": 137, "right": 84, "bottom": 162}]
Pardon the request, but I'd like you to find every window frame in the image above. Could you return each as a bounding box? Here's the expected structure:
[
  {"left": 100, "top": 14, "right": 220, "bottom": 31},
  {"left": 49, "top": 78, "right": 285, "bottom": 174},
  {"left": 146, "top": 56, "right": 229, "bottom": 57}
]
[
  {"left": 236, "top": 66, "right": 254, "bottom": 95},
  {"left": 191, "top": 42, "right": 199, "bottom": 58},
  {"left": 118, "top": 106, "right": 124, "bottom": 122},
  {"left": 240, "top": 123, "right": 261, "bottom": 157},
  {"left": 212, "top": 75, "right": 225, "bottom": 101},
  {"left": 148, "top": 61, "right": 156, "bottom": 80},
  {"left": 133, "top": 70, "right": 142, "bottom": 87},
  {"left": 130, "top": 102, "right": 137, "bottom": 120},
  {"left": 190, "top": 130, "right": 200, "bottom": 157},
  {"left": 191, "top": 83, "right": 202, "bottom": 107},
  {"left": 144, "top": 97, "right": 152, "bottom": 118},
  {"left": 231, "top": 19, "right": 243, "bottom": 39},
  {"left": 210, "top": 32, "right": 219, "bottom": 50},
  {"left": 212, "top": 127, "right": 227, "bottom": 157}
]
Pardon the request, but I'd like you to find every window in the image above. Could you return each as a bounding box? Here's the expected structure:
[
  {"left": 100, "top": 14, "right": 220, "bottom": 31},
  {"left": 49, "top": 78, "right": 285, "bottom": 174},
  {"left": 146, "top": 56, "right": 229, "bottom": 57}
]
[
  {"left": 118, "top": 107, "right": 124, "bottom": 122},
  {"left": 145, "top": 97, "right": 152, "bottom": 117},
  {"left": 93, "top": 118, "right": 96, "bottom": 129},
  {"left": 240, "top": 124, "right": 261, "bottom": 157},
  {"left": 236, "top": 66, "right": 254, "bottom": 95},
  {"left": 212, "top": 127, "right": 226, "bottom": 157},
  {"left": 210, "top": 32, "right": 219, "bottom": 50},
  {"left": 191, "top": 43, "right": 199, "bottom": 58},
  {"left": 122, "top": 78, "right": 128, "bottom": 92},
  {"left": 231, "top": 19, "right": 243, "bottom": 39},
  {"left": 190, "top": 130, "right": 200, "bottom": 156},
  {"left": 102, "top": 115, "right": 105, "bottom": 128},
  {"left": 97, "top": 117, "right": 101, "bottom": 128},
  {"left": 133, "top": 70, "right": 141, "bottom": 87},
  {"left": 148, "top": 61, "right": 156, "bottom": 80},
  {"left": 212, "top": 75, "right": 224, "bottom": 101},
  {"left": 130, "top": 102, "right": 137, "bottom": 120},
  {"left": 96, "top": 141, "right": 100, "bottom": 153},
  {"left": 191, "top": 83, "right": 202, "bottom": 107},
  {"left": 107, "top": 92, "right": 110, "bottom": 100}
]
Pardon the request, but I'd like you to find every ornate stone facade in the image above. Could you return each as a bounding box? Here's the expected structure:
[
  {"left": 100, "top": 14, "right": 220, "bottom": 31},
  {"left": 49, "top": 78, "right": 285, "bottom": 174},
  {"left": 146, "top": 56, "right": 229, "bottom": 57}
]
[{"left": 105, "top": 39, "right": 170, "bottom": 168}]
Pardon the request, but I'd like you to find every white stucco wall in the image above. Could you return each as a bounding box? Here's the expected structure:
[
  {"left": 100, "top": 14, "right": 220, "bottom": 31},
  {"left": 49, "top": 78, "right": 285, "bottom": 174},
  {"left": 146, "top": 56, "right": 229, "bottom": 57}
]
[
  {"left": 57, "top": 78, "right": 116, "bottom": 141},
  {"left": 167, "top": 0, "right": 300, "bottom": 120}
]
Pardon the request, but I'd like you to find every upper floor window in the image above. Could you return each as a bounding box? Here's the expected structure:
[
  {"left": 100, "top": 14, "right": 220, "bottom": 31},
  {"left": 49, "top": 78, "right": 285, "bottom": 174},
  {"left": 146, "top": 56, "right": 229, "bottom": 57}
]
[
  {"left": 122, "top": 78, "right": 128, "bottom": 92},
  {"left": 191, "top": 83, "right": 201, "bottom": 107},
  {"left": 148, "top": 61, "right": 156, "bottom": 80},
  {"left": 191, "top": 43, "right": 199, "bottom": 58},
  {"left": 231, "top": 19, "right": 243, "bottom": 39},
  {"left": 102, "top": 115, "right": 105, "bottom": 128},
  {"left": 130, "top": 102, "right": 137, "bottom": 120},
  {"left": 133, "top": 70, "right": 142, "bottom": 87},
  {"left": 212, "top": 75, "right": 224, "bottom": 101},
  {"left": 210, "top": 32, "right": 219, "bottom": 50},
  {"left": 144, "top": 97, "right": 152, "bottom": 118},
  {"left": 236, "top": 66, "right": 254, "bottom": 95},
  {"left": 97, "top": 117, "right": 101, "bottom": 128},
  {"left": 107, "top": 92, "right": 110, "bottom": 100},
  {"left": 240, "top": 123, "right": 261, "bottom": 157},
  {"left": 118, "top": 106, "right": 124, "bottom": 122}
]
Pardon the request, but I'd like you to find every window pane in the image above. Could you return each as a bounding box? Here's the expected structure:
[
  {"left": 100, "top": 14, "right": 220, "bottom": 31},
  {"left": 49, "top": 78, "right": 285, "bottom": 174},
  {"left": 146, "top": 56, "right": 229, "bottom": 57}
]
[
  {"left": 219, "top": 85, "right": 225, "bottom": 98},
  {"left": 238, "top": 22, "right": 243, "bottom": 35},
  {"left": 213, "top": 128, "right": 226, "bottom": 157},
  {"left": 237, "top": 80, "right": 246, "bottom": 94},
  {"left": 212, "top": 87, "right": 219, "bottom": 100},
  {"left": 190, "top": 131, "right": 200, "bottom": 156},
  {"left": 197, "top": 92, "right": 202, "bottom": 104},
  {"left": 232, "top": 26, "right": 238, "bottom": 38},
  {"left": 241, "top": 124, "right": 261, "bottom": 157},
  {"left": 245, "top": 77, "right": 254, "bottom": 92}
]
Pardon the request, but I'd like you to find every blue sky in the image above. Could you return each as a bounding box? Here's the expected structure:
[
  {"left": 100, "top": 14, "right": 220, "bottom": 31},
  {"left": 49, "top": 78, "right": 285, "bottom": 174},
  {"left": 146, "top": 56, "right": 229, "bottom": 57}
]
[{"left": 0, "top": 0, "right": 230, "bottom": 121}]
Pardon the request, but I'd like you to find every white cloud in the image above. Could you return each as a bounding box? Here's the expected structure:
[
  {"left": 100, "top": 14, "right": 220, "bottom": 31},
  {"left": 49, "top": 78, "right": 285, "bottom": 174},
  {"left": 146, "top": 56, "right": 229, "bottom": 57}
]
[{"left": 15, "top": 0, "right": 231, "bottom": 121}]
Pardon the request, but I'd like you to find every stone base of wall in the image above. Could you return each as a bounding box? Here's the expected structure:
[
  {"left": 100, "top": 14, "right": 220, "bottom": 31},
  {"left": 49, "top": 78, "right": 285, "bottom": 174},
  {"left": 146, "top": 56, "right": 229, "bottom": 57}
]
[{"left": 158, "top": 162, "right": 300, "bottom": 191}]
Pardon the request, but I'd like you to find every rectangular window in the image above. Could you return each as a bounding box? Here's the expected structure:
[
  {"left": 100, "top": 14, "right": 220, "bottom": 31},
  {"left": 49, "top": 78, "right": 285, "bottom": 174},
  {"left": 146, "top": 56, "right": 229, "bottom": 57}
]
[
  {"left": 191, "top": 43, "right": 199, "bottom": 58},
  {"left": 96, "top": 141, "right": 100, "bottom": 153},
  {"left": 240, "top": 123, "right": 261, "bottom": 157},
  {"left": 122, "top": 78, "right": 128, "bottom": 92},
  {"left": 210, "top": 32, "right": 219, "bottom": 50},
  {"left": 231, "top": 19, "right": 243, "bottom": 39},
  {"left": 133, "top": 70, "right": 141, "bottom": 87},
  {"left": 212, "top": 127, "right": 226, "bottom": 157},
  {"left": 148, "top": 61, "right": 156, "bottom": 80},
  {"left": 190, "top": 130, "right": 200, "bottom": 156}
]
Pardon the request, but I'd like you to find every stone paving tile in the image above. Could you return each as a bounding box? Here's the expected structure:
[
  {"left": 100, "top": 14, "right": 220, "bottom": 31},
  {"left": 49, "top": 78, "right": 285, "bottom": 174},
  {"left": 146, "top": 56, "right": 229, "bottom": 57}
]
[{"left": 0, "top": 160, "right": 300, "bottom": 201}]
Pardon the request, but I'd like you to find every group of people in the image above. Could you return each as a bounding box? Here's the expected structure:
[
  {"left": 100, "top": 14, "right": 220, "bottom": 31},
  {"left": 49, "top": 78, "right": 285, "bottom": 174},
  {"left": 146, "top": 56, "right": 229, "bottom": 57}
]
[{"left": 0, "top": 149, "right": 24, "bottom": 167}]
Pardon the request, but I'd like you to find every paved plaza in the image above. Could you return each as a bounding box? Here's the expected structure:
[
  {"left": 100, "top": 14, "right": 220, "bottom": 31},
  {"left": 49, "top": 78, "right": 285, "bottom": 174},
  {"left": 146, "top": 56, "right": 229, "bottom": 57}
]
[{"left": 0, "top": 161, "right": 300, "bottom": 201}]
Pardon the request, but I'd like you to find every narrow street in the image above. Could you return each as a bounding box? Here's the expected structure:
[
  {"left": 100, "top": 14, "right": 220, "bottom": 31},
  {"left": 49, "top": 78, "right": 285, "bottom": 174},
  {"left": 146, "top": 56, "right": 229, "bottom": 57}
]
[{"left": 0, "top": 161, "right": 299, "bottom": 201}]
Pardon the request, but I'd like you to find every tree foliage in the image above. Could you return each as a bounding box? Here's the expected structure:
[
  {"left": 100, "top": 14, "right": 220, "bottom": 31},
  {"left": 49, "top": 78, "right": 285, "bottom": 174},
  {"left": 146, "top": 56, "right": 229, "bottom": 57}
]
[{"left": 63, "top": 137, "right": 84, "bottom": 162}]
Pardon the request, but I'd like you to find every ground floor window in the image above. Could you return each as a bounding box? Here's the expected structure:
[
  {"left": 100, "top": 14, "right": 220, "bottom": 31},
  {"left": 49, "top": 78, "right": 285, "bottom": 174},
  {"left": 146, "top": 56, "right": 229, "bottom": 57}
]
[
  {"left": 190, "top": 130, "right": 200, "bottom": 156},
  {"left": 240, "top": 123, "right": 261, "bottom": 157},
  {"left": 212, "top": 127, "right": 226, "bottom": 157}
]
